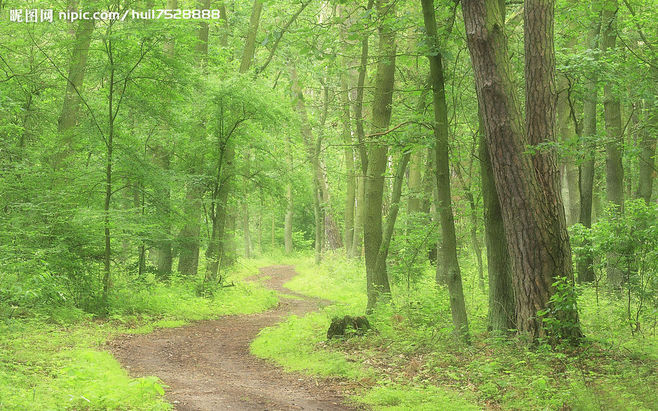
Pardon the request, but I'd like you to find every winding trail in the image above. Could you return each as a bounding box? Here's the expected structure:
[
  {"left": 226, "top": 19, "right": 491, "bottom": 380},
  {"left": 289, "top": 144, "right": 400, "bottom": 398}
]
[{"left": 108, "top": 265, "right": 358, "bottom": 410}]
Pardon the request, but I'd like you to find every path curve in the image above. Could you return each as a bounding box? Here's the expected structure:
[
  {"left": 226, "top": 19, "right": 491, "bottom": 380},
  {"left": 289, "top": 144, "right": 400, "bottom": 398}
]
[{"left": 108, "top": 265, "right": 358, "bottom": 410}]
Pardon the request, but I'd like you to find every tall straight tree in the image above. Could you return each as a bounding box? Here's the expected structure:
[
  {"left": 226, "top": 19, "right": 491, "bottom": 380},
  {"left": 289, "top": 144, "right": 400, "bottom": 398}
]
[
  {"left": 578, "top": 0, "right": 601, "bottom": 283},
  {"left": 420, "top": 0, "right": 469, "bottom": 339},
  {"left": 601, "top": 0, "right": 624, "bottom": 287},
  {"left": 462, "top": 0, "right": 582, "bottom": 339},
  {"left": 364, "top": 0, "right": 396, "bottom": 311},
  {"left": 178, "top": 0, "right": 212, "bottom": 276}
]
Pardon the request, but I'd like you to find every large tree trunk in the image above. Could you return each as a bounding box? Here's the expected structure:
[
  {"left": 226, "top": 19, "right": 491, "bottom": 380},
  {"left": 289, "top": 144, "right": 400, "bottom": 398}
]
[
  {"left": 421, "top": 0, "right": 469, "bottom": 340},
  {"left": 364, "top": 0, "right": 396, "bottom": 312},
  {"left": 462, "top": 0, "right": 581, "bottom": 340}
]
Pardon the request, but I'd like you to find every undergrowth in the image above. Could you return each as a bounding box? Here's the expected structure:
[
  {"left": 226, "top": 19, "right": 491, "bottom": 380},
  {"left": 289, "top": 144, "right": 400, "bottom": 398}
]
[
  {"left": 251, "top": 252, "right": 657, "bottom": 410},
  {"left": 0, "top": 259, "right": 278, "bottom": 410}
]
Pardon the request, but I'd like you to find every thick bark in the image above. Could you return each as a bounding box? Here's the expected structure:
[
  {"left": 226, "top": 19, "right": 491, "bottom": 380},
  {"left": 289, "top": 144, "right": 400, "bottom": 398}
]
[
  {"left": 421, "top": 0, "right": 469, "bottom": 339},
  {"left": 364, "top": 0, "right": 396, "bottom": 312},
  {"left": 462, "top": 0, "right": 581, "bottom": 339}
]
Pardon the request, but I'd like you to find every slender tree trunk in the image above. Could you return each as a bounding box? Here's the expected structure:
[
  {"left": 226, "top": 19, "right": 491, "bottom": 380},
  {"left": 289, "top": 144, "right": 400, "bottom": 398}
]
[
  {"left": 284, "top": 179, "right": 294, "bottom": 253},
  {"left": 636, "top": 94, "right": 657, "bottom": 203},
  {"left": 421, "top": 0, "right": 469, "bottom": 339},
  {"left": 373, "top": 153, "right": 410, "bottom": 282},
  {"left": 242, "top": 200, "right": 251, "bottom": 259},
  {"left": 284, "top": 135, "right": 293, "bottom": 254},
  {"left": 102, "top": 39, "right": 115, "bottom": 309},
  {"left": 601, "top": 0, "right": 624, "bottom": 287},
  {"left": 364, "top": 0, "right": 396, "bottom": 312},
  {"left": 58, "top": 19, "right": 94, "bottom": 133},
  {"left": 350, "top": 0, "right": 374, "bottom": 259},
  {"left": 557, "top": 72, "right": 580, "bottom": 226},
  {"left": 338, "top": 6, "right": 356, "bottom": 255},
  {"left": 351, "top": 174, "right": 365, "bottom": 258},
  {"left": 178, "top": 0, "right": 212, "bottom": 276},
  {"left": 408, "top": 151, "right": 424, "bottom": 213},
  {"left": 480, "top": 132, "right": 515, "bottom": 333},
  {"left": 578, "top": 6, "right": 600, "bottom": 283}
]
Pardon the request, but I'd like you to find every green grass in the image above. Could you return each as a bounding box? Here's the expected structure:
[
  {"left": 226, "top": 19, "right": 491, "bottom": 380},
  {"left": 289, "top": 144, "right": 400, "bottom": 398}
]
[
  {"left": 250, "top": 251, "right": 658, "bottom": 410},
  {"left": 0, "top": 260, "right": 278, "bottom": 410}
]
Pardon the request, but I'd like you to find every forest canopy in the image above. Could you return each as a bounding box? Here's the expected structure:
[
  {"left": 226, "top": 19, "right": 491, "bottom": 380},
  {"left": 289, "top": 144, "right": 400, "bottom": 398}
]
[{"left": 0, "top": 0, "right": 656, "bottom": 408}]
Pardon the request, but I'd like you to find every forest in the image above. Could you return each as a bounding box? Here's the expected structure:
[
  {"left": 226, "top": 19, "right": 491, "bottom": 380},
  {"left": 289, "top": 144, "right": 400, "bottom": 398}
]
[{"left": 0, "top": 0, "right": 656, "bottom": 409}]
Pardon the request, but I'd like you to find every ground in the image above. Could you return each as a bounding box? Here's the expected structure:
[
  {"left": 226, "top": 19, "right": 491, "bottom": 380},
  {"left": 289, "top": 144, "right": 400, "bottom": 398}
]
[{"left": 108, "top": 265, "right": 360, "bottom": 411}]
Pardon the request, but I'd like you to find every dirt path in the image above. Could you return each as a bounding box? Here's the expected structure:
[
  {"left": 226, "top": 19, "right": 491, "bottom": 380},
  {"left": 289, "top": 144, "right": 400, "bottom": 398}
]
[{"left": 108, "top": 265, "right": 359, "bottom": 411}]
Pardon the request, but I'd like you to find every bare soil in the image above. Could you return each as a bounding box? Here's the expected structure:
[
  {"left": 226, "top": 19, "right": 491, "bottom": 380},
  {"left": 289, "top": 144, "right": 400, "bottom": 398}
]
[{"left": 108, "top": 265, "right": 361, "bottom": 410}]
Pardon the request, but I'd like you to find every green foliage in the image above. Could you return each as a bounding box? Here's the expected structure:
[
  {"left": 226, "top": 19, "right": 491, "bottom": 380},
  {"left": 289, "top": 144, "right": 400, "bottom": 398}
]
[
  {"left": 354, "top": 383, "right": 479, "bottom": 411},
  {"left": 537, "top": 276, "right": 582, "bottom": 344},
  {"left": 254, "top": 255, "right": 658, "bottom": 410},
  {"left": 251, "top": 311, "right": 367, "bottom": 379},
  {"left": 0, "top": 261, "right": 278, "bottom": 409},
  {"left": 571, "top": 199, "right": 658, "bottom": 334}
]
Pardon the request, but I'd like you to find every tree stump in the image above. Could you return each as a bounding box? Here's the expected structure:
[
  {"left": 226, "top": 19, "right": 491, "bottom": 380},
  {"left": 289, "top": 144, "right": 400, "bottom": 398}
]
[{"left": 327, "top": 315, "right": 371, "bottom": 339}]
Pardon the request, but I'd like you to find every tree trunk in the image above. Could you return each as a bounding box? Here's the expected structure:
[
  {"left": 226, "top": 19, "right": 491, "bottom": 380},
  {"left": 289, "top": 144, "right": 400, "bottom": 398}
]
[
  {"left": 58, "top": 18, "right": 94, "bottom": 133},
  {"left": 152, "top": 144, "right": 173, "bottom": 276},
  {"left": 636, "top": 95, "right": 657, "bottom": 203},
  {"left": 421, "top": 0, "right": 469, "bottom": 340},
  {"left": 601, "top": 0, "right": 624, "bottom": 287},
  {"left": 578, "top": 5, "right": 600, "bottom": 283},
  {"left": 407, "top": 150, "right": 424, "bottom": 213},
  {"left": 364, "top": 0, "right": 396, "bottom": 312},
  {"left": 480, "top": 132, "right": 515, "bottom": 333},
  {"left": 102, "top": 39, "right": 115, "bottom": 309},
  {"left": 556, "top": 72, "right": 580, "bottom": 226},
  {"left": 177, "top": 0, "right": 212, "bottom": 276},
  {"left": 338, "top": 6, "right": 356, "bottom": 255},
  {"left": 284, "top": 182, "right": 293, "bottom": 253},
  {"left": 350, "top": 0, "right": 374, "bottom": 259},
  {"left": 351, "top": 174, "right": 365, "bottom": 258},
  {"left": 462, "top": 0, "right": 581, "bottom": 340}
]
